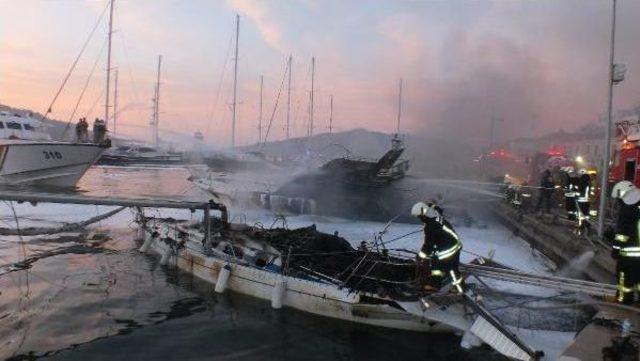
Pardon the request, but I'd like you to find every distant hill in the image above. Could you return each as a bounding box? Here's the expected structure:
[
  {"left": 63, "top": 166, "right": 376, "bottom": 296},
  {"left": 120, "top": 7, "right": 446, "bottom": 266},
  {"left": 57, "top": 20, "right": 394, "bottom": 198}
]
[{"left": 243, "top": 129, "right": 477, "bottom": 178}]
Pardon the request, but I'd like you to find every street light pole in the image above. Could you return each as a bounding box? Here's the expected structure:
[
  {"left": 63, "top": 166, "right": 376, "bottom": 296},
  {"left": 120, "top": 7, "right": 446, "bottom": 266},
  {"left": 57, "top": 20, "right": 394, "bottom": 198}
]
[{"left": 597, "top": 0, "right": 618, "bottom": 240}]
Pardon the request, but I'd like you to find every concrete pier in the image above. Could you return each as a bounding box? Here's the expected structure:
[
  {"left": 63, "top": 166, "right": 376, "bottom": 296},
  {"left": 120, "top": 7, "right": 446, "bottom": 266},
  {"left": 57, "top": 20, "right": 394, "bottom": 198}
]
[
  {"left": 491, "top": 202, "right": 615, "bottom": 283},
  {"left": 491, "top": 202, "right": 640, "bottom": 359}
]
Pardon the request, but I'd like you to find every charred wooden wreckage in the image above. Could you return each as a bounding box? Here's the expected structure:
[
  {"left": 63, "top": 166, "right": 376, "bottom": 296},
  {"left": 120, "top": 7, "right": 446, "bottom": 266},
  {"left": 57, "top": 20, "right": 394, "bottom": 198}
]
[{"left": 136, "top": 199, "right": 542, "bottom": 360}]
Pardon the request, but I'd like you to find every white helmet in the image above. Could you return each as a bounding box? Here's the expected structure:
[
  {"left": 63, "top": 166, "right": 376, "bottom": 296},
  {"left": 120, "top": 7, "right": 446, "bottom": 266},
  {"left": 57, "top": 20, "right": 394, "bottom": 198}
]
[
  {"left": 623, "top": 188, "right": 640, "bottom": 205},
  {"left": 411, "top": 202, "right": 440, "bottom": 219},
  {"left": 612, "top": 181, "right": 634, "bottom": 199}
]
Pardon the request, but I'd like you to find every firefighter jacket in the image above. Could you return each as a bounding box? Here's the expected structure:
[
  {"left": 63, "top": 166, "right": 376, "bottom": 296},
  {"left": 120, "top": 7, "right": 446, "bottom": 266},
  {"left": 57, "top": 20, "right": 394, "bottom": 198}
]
[
  {"left": 418, "top": 218, "right": 462, "bottom": 266},
  {"left": 613, "top": 200, "right": 640, "bottom": 258},
  {"left": 578, "top": 174, "right": 591, "bottom": 202}
]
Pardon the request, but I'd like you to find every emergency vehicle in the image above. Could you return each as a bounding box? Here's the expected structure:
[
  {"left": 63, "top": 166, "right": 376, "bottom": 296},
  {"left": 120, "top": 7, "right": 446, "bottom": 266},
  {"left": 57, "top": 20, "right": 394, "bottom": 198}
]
[{"left": 610, "top": 116, "right": 640, "bottom": 187}]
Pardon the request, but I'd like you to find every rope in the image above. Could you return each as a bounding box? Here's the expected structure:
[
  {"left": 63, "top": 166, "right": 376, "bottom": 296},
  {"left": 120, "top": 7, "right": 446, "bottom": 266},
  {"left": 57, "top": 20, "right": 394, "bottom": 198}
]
[
  {"left": 0, "top": 206, "right": 125, "bottom": 236},
  {"left": 40, "top": 1, "right": 109, "bottom": 121},
  {"left": 205, "top": 26, "right": 234, "bottom": 138},
  {"left": 261, "top": 58, "right": 289, "bottom": 147},
  {"left": 62, "top": 37, "right": 108, "bottom": 140}
]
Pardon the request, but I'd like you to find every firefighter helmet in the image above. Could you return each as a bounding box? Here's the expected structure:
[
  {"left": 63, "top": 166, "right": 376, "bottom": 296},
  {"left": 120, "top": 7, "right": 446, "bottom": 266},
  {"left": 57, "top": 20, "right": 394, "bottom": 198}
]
[
  {"left": 411, "top": 202, "right": 440, "bottom": 219},
  {"left": 622, "top": 188, "right": 640, "bottom": 205},
  {"left": 612, "top": 181, "right": 634, "bottom": 199}
]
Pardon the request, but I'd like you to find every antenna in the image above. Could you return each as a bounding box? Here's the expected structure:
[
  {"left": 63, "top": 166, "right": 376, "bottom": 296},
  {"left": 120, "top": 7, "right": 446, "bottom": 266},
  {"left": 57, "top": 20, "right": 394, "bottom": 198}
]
[
  {"left": 104, "top": 0, "right": 115, "bottom": 128},
  {"left": 286, "top": 55, "right": 292, "bottom": 139},
  {"left": 231, "top": 14, "right": 240, "bottom": 148}
]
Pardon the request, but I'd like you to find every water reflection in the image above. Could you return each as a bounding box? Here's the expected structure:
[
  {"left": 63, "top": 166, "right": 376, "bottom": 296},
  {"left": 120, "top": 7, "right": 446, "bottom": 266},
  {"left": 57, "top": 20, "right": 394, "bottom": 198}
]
[{"left": 0, "top": 167, "right": 503, "bottom": 360}]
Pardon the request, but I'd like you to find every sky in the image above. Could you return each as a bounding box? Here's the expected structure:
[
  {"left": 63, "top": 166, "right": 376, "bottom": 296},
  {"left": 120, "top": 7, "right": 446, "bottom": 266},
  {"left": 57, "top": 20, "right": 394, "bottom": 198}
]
[{"left": 0, "top": 0, "right": 638, "bottom": 148}]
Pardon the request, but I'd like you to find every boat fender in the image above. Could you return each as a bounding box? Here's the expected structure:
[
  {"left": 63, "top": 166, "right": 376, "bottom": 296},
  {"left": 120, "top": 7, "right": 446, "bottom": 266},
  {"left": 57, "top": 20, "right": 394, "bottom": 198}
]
[
  {"left": 160, "top": 246, "right": 173, "bottom": 265},
  {"left": 139, "top": 230, "right": 158, "bottom": 253},
  {"left": 271, "top": 277, "right": 287, "bottom": 309},
  {"left": 215, "top": 264, "right": 232, "bottom": 293}
]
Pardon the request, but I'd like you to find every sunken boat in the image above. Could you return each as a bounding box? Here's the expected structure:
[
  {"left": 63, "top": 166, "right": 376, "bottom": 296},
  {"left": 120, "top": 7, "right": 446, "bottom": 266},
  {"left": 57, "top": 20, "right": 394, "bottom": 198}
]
[
  {"left": 135, "top": 200, "right": 541, "bottom": 360},
  {"left": 256, "top": 136, "right": 410, "bottom": 220}
]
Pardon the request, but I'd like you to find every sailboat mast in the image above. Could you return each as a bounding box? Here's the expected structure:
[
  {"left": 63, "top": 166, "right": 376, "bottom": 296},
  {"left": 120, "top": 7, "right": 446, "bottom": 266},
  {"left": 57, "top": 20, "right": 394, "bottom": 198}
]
[
  {"left": 258, "top": 75, "right": 263, "bottom": 143},
  {"left": 396, "top": 78, "right": 402, "bottom": 134},
  {"left": 309, "top": 56, "right": 315, "bottom": 137},
  {"left": 329, "top": 94, "right": 333, "bottom": 134},
  {"left": 113, "top": 68, "right": 118, "bottom": 137},
  {"left": 104, "top": 0, "right": 115, "bottom": 126},
  {"left": 286, "top": 55, "right": 292, "bottom": 140},
  {"left": 231, "top": 14, "right": 240, "bottom": 148},
  {"left": 153, "top": 55, "right": 162, "bottom": 147}
]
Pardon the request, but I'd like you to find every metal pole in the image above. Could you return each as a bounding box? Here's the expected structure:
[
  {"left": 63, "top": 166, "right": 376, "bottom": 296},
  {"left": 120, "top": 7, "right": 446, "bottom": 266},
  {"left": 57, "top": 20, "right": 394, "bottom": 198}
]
[
  {"left": 396, "top": 78, "right": 402, "bottom": 134},
  {"left": 104, "top": 0, "right": 115, "bottom": 127},
  {"left": 113, "top": 68, "right": 118, "bottom": 137},
  {"left": 231, "top": 14, "right": 240, "bottom": 148},
  {"left": 310, "top": 56, "right": 315, "bottom": 137},
  {"left": 329, "top": 94, "right": 333, "bottom": 134},
  {"left": 259, "top": 75, "right": 263, "bottom": 143},
  {"left": 153, "top": 55, "right": 162, "bottom": 147},
  {"left": 597, "top": 0, "right": 618, "bottom": 240},
  {"left": 286, "top": 55, "right": 292, "bottom": 139}
]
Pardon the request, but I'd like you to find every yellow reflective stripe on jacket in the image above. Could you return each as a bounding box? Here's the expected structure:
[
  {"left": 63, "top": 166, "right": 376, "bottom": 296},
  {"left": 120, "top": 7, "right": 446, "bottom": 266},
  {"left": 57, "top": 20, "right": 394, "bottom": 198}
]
[
  {"left": 442, "top": 225, "right": 459, "bottom": 240},
  {"left": 615, "top": 234, "right": 629, "bottom": 242},
  {"left": 418, "top": 251, "right": 428, "bottom": 259},
  {"left": 435, "top": 242, "right": 462, "bottom": 260},
  {"left": 619, "top": 246, "right": 640, "bottom": 257}
]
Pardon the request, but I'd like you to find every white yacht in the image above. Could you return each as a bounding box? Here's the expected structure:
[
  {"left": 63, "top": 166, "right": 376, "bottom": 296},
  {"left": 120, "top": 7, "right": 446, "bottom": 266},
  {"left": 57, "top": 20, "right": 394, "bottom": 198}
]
[{"left": 0, "top": 111, "right": 106, "bottom": 187}]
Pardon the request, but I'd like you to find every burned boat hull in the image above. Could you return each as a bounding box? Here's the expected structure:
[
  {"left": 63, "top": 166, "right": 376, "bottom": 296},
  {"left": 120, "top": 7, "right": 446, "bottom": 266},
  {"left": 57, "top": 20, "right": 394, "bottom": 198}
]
[
  {"left": 142, "top": 227, "right": 467, "bottom": 333},
  {"left": 135, "top": 215, "right": 540, "bottom": 360}
]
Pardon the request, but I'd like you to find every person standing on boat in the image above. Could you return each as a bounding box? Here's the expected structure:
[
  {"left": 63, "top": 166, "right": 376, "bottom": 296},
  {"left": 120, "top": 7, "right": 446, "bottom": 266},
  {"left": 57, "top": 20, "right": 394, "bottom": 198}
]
[
  {"left": 93, "top": 118, "right": 107, "bottom": 144},
  {"left": 611, "top": 181, "right": 640, "bottom": 304},
  {"left": 76, "top": 117, "right": 89, "bottom": 142},
  {"left": 411, "top": 202, "right": 463, "bottom": 293}
]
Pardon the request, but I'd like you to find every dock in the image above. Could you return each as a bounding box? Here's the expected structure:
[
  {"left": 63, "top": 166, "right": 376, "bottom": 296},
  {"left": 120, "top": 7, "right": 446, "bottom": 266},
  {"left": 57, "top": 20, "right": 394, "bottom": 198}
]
[
  {"left": 490, "top": 201, "right": 615, "bottom": 283},
  {"left": 0, "top": 190, "right": 227, "bottom": 248},
  {"left": 490, "top": 201, "right": 640, "bottom": 359}
]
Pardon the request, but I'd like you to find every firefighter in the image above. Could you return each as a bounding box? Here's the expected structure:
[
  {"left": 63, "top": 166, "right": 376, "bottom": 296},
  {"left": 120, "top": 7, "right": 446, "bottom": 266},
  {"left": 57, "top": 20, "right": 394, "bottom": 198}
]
[
  {"left": 611, "top": 181, "right": 640, "bottom": 304},
  {"left": 535, "top": 169, "right": 554, "bottom": 214},
  {"left": 411, "top": 202, "right": 463, "bottom": 293},
  {"left": 577, "top": 169, "right": 592, "bottom": 223},
  {"left": 561, "top": 167, "right": 579, "bottom": 220}
]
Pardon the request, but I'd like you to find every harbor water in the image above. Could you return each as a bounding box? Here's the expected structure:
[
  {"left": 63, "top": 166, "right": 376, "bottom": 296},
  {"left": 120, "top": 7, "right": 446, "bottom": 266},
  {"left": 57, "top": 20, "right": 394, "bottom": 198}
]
[{"left": 0, "top": 166, "right": 573, "bottom": 360}]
